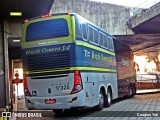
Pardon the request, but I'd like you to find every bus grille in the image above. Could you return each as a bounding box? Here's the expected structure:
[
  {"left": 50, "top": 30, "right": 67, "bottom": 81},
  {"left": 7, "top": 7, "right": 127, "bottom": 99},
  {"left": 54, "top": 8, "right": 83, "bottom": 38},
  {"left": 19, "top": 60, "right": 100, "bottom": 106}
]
[{"left": 26, "top": 51, "right": 70, "bottom": 78}]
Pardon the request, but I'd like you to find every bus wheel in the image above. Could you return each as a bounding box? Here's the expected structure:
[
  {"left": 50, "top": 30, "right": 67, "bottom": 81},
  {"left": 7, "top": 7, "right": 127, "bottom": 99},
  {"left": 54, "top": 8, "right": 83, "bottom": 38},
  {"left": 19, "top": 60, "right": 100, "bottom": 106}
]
[
  {"left": 128, "top": 86, "right": 134, "bottom": 98},
  {"left": 104, "top": 88, "right": 112, "bottom": 107},
  {"left": 94, "top": 90, "right": 104, "bottom": 111},
  {"left": 132, "top": 85, "right": 136, "bottom": 96},
  {"left": 53, "top": 109, "right": 65, "bottom": 114}
]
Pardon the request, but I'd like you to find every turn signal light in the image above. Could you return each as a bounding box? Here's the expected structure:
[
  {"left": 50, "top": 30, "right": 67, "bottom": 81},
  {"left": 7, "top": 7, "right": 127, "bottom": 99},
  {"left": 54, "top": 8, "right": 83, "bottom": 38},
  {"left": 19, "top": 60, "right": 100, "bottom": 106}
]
[{"left": 41, "top": 14, "right": 52, "bottom": 18}]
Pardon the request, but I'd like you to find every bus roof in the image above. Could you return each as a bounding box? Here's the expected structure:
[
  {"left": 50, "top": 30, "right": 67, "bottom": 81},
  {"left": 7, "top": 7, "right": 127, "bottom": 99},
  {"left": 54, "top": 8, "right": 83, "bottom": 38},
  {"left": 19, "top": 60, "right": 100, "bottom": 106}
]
[
  {"left": 23, "top": 12, "right": 74, "bottom": 23},
  {"left": 23, "top": 12, "right": 115, "bottom": 39}
]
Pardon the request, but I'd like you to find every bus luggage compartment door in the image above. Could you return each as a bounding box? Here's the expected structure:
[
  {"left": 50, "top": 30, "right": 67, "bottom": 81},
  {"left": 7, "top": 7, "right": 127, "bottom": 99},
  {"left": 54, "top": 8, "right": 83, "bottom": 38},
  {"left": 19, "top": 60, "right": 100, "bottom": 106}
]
[{"left": 84, "top": 75, "right": 93, "bottom": 107}]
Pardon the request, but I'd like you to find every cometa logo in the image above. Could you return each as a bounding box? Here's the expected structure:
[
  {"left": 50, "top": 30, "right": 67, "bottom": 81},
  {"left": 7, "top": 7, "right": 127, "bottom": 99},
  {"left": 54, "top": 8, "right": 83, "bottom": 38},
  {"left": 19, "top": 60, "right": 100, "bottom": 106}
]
[
  {"left": 121, "top": 58, "right": 130, "bottom": 66},
  {"left": 25, "top": 45, "right": 71, "bottom": 55}
]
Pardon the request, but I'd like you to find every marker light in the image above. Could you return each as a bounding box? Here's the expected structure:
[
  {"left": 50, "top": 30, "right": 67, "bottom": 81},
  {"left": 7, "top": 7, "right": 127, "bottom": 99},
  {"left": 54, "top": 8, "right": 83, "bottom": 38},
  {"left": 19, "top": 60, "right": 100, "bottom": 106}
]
[
  {"left": 41, "top": 14, "right": 52, "bottom": 18},
  {"left": 13, "top": 40, "right": 20, "bottom": 42},
  {"left": 24, "top": 19, "right": 29, "bottom": 23},
  {"left": 10, "top": 12, "right": 22, "bottom": 16},
  {"left": 67, "top": 12, "right": 71, "bottom": 16}
]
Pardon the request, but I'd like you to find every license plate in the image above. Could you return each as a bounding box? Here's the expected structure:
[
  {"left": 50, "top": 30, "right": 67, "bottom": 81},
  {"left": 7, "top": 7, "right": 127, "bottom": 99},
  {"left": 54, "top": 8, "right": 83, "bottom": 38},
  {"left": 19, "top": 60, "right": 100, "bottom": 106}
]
[{"left": 45, "top": 99, "right": 56, "bottom": 104}]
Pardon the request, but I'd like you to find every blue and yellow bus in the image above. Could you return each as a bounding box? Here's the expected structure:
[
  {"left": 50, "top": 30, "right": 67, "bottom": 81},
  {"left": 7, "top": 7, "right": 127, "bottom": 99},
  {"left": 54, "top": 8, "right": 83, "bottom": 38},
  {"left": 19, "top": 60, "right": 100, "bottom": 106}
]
[{"left": 22, "top": 13, "right": 136, "bottom": 114}]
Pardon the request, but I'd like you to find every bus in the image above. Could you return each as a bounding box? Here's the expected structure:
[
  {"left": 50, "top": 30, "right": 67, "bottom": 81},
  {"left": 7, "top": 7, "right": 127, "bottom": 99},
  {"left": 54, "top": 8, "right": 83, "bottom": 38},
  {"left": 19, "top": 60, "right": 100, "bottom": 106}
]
[{"left": 22, "top": 13, "right": 136, "bottom": 114}]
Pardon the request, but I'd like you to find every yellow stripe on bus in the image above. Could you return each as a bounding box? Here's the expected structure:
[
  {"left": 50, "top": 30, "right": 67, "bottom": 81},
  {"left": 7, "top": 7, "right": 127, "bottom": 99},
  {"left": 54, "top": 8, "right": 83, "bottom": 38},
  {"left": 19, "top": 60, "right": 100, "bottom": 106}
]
[
  {"left": 70, "top": 67, "right": 116, "bottom": 72},
  {"left": 25, "top": 67, "right": 116, "bottom": 75},
  {"left": 76, "top": 41, "right": 115, "bottom": 56},
  {"left": 25, "top": 68, "right": 70, "bottom": 74},
  {"left": 71, "top": 16, "right": 76, "bottom": 40}
]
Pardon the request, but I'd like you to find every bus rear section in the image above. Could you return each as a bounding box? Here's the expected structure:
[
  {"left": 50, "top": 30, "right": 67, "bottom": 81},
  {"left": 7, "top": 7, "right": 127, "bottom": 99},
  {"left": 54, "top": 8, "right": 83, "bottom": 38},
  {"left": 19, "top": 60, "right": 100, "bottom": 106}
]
[
  {"left": 23, "top": 44, "right": 87, "bottom": 110},
  {"left": 22, "top": 14, "right": 86, "bottom": 110}
]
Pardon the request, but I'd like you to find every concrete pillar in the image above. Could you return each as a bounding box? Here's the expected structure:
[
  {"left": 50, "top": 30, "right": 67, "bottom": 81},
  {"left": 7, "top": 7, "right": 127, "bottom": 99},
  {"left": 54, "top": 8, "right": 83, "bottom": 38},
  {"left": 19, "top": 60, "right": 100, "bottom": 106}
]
[
  {"left": 0, "top": 17, "right": 22, "bottom": 107},
  {"left": 9, "top": 60, "right": 13, "bottom": 103},
  {"left": 0, "top": 19, "right": 6, "bottom": 107},
  {"left": 3, "top": 19, "right": 10, "bottom": 105}
]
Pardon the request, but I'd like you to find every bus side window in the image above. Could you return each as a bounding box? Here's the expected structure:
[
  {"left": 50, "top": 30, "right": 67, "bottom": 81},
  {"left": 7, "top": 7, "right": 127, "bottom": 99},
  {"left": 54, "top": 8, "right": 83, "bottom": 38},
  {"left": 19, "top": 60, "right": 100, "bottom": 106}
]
[
  {"left": 93, "top": 29, "right": 99, "bottom": 45},
  {"left": 99, "top": 31, "right": 104, "bottom": 47},
  {"left": 108, "top": 37, "right": 114, "bottom": 51},
  {"left": 104, "top": 36, "right": 109, "bottom": 49},
  {"left": 82, "top": 23, "right": 88, "bottom": 41},
  {"left": 88, "top": 25, "right": 94, "bottom": 43},
  {"left": 103, "top": 34, "right": 108, "bottom": 49},
  {"left": 111, "top": 38, "right": 114, "bottom": 51}
]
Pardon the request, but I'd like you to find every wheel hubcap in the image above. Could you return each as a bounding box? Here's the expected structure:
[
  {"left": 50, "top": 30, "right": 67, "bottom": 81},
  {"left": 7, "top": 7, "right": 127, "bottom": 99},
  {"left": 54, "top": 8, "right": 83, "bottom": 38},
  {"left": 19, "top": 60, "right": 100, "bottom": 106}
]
[
  {"left": 108, "top": 91, "right": 111, "bottom": 103},
  {"left": 99, "top": 93, "right": 104, "bottom": 105},
  {"left": 130, "top": 88, "right": 133, "bottom": 95}
]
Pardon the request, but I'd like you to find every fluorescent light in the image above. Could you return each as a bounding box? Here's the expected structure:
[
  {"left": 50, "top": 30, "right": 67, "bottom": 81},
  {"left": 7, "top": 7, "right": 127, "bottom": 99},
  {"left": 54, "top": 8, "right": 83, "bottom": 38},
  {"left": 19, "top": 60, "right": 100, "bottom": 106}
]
[
  {"left": 13, "top": 40, "right": 20, "bottom": 42},
  {"left": 10, "top": 12, "right": 22, "bottom": 16}
]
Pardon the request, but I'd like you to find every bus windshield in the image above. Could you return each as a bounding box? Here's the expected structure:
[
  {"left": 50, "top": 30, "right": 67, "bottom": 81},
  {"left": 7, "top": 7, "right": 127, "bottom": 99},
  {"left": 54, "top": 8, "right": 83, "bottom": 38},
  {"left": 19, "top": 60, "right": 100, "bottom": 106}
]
[{"left": 26, "top": 18, "right": 69, "bottom": 42}]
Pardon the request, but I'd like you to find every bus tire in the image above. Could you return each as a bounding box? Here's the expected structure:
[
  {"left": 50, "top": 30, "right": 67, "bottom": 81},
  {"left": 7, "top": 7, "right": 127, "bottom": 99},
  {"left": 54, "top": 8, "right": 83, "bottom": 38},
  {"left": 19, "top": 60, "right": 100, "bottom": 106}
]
[
  {"left": 94, "top": 90, "right": 104, "bottom": 111},
  {"left": 104, "top": 88, "right": 112, "bottom": 107},
  {"left": 53, "top": 109, "right": 65, "bottom": 114},
  {"left": 128, "top": 86, "right": 134, "bottom": 98},
  {"left": 132, "top": 85, "right": 136, "bottom": 96}
]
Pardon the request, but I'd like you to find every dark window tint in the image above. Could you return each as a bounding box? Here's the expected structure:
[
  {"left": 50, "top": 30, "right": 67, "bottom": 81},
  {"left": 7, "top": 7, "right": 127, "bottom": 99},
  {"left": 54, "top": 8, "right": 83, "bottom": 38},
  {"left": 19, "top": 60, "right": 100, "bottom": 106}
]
[
  {"left": 26, "top": 19, "right": 69, "bottom": 42},
  {"left": 108, "top": 37, "right": 114, "bottom": 51},
  {"left": 99, "top": 32, "right": 104, "bottom": 46},
  {"left": 104, "top": 36, "right": 109, "bottom": 49},
  {"left": 94, "top": 29, "right": 98, "bottom": 45},
  {"left": 88, "top": 25, "right": 94, "bottom": 42},
  {"left": 82, "top": 24, "right": 88, "bottom": 40}
]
